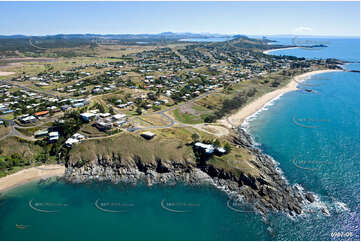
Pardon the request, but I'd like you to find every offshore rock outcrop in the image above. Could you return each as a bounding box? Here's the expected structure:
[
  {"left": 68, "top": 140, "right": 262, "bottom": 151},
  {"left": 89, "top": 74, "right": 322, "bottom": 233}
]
[{"left": 64, "top": 128, "right": 313, "bottom": 216}]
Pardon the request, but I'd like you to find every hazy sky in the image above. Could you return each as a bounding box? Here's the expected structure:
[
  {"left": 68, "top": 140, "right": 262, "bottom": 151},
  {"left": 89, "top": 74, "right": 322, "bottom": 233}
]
[{"left": 0, "top": 1, "right": 359, "bottom": 36}]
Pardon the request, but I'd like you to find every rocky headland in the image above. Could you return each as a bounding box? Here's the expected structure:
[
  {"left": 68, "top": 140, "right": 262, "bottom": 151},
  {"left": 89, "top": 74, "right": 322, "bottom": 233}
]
[{"left": 64, "top": 127, "right": 317, "bottom": 217}]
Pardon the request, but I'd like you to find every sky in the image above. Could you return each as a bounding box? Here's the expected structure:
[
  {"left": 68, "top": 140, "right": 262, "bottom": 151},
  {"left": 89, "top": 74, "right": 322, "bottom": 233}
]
[{"left": 0, "top": 1, "right": 359, "bottom": 36}]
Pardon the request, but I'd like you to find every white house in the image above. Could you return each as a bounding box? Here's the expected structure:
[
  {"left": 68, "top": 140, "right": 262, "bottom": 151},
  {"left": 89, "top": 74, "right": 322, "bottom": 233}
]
[
  {"left": 65, "top": 138, "right": 79, "bottom": 147},
  {"left": 48, "top": 131, "right": 59, "bottom": 142},
  {"left": 195, "top": 142, "right": 214, "bottom": 154},
  {"left": 141, "top": 131, "right": 155, "bottom": 139},
  {"left": 112, "top": 114, "right": 126, "bottom": 120}
]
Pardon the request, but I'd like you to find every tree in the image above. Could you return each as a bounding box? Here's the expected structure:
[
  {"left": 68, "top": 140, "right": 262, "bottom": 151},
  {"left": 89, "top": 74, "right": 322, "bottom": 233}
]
[
  {"left": 191, "top": 133, "right": 200, "bottom": 143},
  {"left": 204, "top": 115, "right": 216, "bottom": 123},
  {"left": 147, "top": 92, "right": 156, "bottom": 101},
  {"left": 95, "top": 103, "right": 105, "bottom": 113},
  {"left": 152, "top": 105, "right": 161, "bottom": 111},
  {"left": 213, "top": 139, "right": 221, "bottom": 147},
  {"left": 109, "top": 107, "right": 115, "bottom": 115},
  {"left": 224, "top": 143, "right": 232, "bottom": 154},
  {"left": 135, "top": 107, "right": 142, "bottom": 115}
]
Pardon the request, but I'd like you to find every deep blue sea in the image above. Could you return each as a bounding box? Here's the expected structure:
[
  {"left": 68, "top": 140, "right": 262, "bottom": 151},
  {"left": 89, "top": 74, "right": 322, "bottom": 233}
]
[
  {"left": 0, "top": 37, "right": 359, "bottom": 241},
  {"left": 243, "top": 37, "right": 360, "bottom": 240}
]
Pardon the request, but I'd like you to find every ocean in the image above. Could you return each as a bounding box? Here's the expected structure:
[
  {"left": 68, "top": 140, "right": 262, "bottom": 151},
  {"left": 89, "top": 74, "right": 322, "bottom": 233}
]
[{"left": 0, "top": 37, "right": 359, "bottom": 241}]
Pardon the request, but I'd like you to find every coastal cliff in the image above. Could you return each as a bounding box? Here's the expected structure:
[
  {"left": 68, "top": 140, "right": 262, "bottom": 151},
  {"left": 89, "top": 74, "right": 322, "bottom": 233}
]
[{"left": 64, "top": 127, "right": 315, "bottom": 216}]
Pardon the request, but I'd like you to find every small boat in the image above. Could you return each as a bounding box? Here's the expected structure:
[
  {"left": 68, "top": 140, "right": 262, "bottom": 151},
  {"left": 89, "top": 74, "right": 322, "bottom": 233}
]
[{"left": 16, "top": 224, "right": 29, "bottom": 229}]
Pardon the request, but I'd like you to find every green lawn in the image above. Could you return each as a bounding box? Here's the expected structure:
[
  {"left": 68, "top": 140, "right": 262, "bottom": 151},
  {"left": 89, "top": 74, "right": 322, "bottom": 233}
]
[
  {"left": 173, "top": 109, "right": 203, "bottom": 124},
  {"left": 0, "top": 113, "right": 15, "bottom": 120}
]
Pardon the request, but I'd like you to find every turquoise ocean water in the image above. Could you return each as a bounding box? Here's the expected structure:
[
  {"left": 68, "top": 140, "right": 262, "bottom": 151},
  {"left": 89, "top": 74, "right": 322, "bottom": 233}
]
[{"left": 0, "top": 37, "right": 359, "bottom": 241}]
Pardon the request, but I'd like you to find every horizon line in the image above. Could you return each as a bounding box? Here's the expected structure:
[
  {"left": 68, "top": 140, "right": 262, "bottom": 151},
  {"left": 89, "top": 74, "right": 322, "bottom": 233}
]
[{"left": 0, "top": 32, "right": 359, "bottom": 38}]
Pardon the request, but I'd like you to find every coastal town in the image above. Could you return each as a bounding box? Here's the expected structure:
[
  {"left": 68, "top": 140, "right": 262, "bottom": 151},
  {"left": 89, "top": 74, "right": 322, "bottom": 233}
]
[
  {"left": 0, "top": 34, "right": 344, "bottom": 220},
  {"left": 0, "top": 1, "right": 359, "bottom": 240},
  {"left": 0, "top": 35, "right": 342, "bottom": 172}
]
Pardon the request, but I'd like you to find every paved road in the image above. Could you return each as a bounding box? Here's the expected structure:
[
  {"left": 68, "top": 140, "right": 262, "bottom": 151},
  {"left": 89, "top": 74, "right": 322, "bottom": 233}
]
[
  {"left": 0, "top": 118, "right": 37, "bottom": 141},
  {"left": 0, "top": 85, "right": 223, "bottom": 142},
  {"left": 0, "top": 114, "right": 60, "bottom": 141},
  {"left": 86, "top": 88, "right": 223, "bottom": 140},
  {"left": 0, "top": 80, "right": 60, "bottom": 99},
  {"left": 29, "top": 39, "right": 48, "bottom": 50}
]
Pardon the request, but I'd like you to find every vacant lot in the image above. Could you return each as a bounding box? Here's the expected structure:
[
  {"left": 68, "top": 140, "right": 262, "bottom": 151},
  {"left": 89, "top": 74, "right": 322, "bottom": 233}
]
[
  {"left": 0, "top": 126, "right": 10, "bottom": 138},
  {"left": 0, "top": 136, "right": 43, "bottom": 160}
]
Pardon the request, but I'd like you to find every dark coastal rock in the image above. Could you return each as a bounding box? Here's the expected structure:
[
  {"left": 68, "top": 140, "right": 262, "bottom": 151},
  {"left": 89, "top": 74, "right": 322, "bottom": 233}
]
[
  {"left": 285, "top": 186, "right": 291, "bottom": 193},
  {"left": 64, "top": 128, "right": 312, "bottom": 218},
  {"left": 229, "top": 127, "right": 254, "bottom": 148},
  {"left": 322, "top": 207, "right": 330, "bottom": 216},
  {"left": 294, "top": 205, "right": 302, "bottom": 215},
  {"left": 255, "top": 204, "right": 267, "bottom": 214},
  {"left": 305, "top": 193, "right": 315, "bottom": 203}
]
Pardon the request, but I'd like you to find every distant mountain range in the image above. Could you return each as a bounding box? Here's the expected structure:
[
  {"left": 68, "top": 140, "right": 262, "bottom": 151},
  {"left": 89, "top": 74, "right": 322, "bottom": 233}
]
[{"left": 0, "top": 32, "right": 234, "bottom": 40}]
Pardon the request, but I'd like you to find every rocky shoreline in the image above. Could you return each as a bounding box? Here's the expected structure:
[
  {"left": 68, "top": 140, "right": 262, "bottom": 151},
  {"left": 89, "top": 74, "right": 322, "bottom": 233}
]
[{"left": 64, "top": 127, "right": 318, "bottom": 217}]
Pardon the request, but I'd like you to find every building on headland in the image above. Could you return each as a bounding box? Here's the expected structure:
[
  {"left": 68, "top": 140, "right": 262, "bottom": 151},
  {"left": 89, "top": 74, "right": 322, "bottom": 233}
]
[
  {"left": 65, "top": 133, "right": 85, "bottom": 147},
  {"left": 194, "top": 142, "right": 227, "bottom": 155},
  {"left": 215, "top": 147, "right": 226, "bottom": 155},
  {"left": 194, "top": 142, "right": 214, "bottom": 154},
  {"left": 141, "top": 131, "right": 156, "bottom": 140}
]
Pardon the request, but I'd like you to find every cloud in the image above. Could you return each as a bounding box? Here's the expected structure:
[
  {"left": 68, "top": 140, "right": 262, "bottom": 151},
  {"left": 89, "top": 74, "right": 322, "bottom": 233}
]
[{"left": 293, "top": 26, "right": 313, "bottom": 35}]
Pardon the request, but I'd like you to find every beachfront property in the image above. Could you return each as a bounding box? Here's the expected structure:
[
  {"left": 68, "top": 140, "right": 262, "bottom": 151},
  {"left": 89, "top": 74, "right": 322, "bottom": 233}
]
[{"left": 194, "top": 142, "right": 227, "bottom": 155}]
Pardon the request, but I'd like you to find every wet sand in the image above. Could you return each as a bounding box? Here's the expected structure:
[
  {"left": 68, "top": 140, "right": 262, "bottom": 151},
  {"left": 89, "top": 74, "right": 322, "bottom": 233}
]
[
  {"left": 263, "top": 47, "right": 300, "bottom": 54},
  {"left": 0, "top": 164, "right": 65, "bottom": 193}
]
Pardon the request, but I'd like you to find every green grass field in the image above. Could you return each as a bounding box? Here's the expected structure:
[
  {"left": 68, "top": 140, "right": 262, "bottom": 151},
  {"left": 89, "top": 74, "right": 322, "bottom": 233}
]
[{"left": 173, "top": 109, "right": 203, "bottom": 124}]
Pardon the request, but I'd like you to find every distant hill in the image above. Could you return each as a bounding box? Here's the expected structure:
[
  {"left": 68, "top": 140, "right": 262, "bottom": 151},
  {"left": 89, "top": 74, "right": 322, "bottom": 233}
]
[{"left": 0, "top": 32, "right": 233, "bottom": 40}]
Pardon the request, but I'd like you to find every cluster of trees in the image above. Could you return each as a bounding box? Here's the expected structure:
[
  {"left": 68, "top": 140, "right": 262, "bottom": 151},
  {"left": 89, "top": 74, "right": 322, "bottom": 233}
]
[{"left": 0, "top": 154, "right": 30, "bottom": 171}]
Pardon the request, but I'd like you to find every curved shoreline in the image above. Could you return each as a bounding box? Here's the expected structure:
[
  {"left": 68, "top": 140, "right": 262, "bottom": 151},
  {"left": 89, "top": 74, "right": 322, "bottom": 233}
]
[
  {"left": 219, "top": 69, "right": 342, "bottom": 129},
  {"left": 0, "top": 70, "right": 341, "bottom": 194},
  {"left": 263, "top": 47, "right": 300, "bottom": 54},
  {"left": 0, "top": 164, "right": 65, "bottom": 193}
]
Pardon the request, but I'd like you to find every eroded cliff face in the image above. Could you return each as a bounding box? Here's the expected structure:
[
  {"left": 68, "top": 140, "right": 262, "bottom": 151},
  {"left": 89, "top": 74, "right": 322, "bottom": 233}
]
[{"left": 64, "top": 128, "right": 314, "bottom": 216}]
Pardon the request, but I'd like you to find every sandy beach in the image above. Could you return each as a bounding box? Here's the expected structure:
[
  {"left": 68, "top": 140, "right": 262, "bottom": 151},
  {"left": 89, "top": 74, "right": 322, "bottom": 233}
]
[
  {"left": 219, "top": 69, "right": 341, "bottom": 129},
  {"left": 263, "top": 47, "right": 300, "bottom": 54},
  {"left": 0, "top": 164, "right": 65, "bottom": 193}
]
